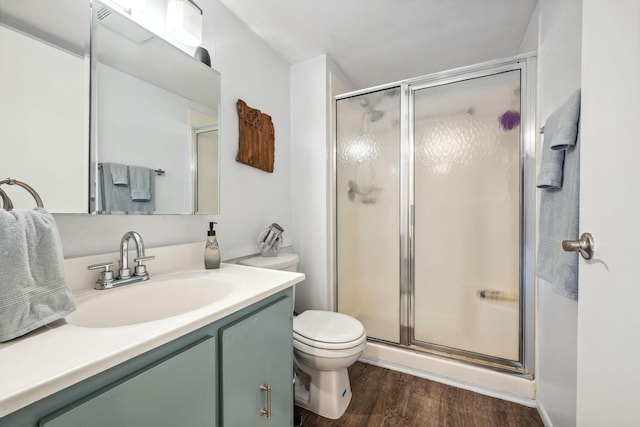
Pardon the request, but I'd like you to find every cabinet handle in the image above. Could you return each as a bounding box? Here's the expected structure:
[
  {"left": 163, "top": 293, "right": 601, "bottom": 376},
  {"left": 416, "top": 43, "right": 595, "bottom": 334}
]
[{"left": 259, "top": 383, "right": 271, "bottom": 419}]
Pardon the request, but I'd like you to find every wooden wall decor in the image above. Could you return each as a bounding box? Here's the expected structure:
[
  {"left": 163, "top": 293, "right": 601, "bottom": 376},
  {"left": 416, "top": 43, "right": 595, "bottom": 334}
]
[{"left": 236, "top": 99, "right": 275, "bottom": 173}]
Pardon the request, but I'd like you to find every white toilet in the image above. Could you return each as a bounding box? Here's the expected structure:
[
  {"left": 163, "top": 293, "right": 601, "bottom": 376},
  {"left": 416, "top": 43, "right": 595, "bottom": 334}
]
[{"left": 238, "top": 253, "right": 366, "bottom": 420}]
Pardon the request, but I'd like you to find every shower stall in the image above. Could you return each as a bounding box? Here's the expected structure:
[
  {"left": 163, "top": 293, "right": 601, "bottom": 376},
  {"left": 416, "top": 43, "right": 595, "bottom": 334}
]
[{"left": 334, "top": 55, "right": 535, "bottom": 374}]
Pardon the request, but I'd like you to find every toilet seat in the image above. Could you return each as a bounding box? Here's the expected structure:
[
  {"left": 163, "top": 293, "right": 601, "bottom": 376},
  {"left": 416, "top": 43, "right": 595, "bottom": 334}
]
[
  {"left": 293, "top": 310, "right": 365, "bottom": 349},
  {"left": 294, "top": 335, "right": 366, "bottom": 359},
  {"left": 294, "top": 330, "right": 367, "bottom": 351}
]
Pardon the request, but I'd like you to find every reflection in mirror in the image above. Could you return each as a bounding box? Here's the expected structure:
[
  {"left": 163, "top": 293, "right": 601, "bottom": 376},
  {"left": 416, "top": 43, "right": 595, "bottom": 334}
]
[
  {"left": 91, "top": 0, "right": 220, "bottom": 215},
  {"left": 0, "top": 0, "right": 89, "bottom": 212},
  {"left": 190, "top": 110, "right": 219, "bottom": 214}
]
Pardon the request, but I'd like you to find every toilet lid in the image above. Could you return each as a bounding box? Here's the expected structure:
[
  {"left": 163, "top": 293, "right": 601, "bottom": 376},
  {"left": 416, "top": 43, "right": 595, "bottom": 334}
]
[{"left": 293, "top": 310, "right": 365, "bottom": 344}]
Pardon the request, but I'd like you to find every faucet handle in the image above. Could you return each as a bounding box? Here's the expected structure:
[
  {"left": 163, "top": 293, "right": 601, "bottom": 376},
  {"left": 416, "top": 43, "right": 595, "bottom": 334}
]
[
  {"left": 88, "top": 262, "right": 115, "bottom": 289},
  {"left": 133, "top": 255, "right": 155, "bottom": 277}
]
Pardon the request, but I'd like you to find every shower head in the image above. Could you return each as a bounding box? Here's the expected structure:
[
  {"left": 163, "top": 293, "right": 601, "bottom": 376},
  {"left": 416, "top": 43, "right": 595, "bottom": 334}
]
[
  {"left": 369, "top": 110, "right": 385, "bottom": 122},
  {"left": 359, "top": 98, "right": 385, "bottom": 122}
]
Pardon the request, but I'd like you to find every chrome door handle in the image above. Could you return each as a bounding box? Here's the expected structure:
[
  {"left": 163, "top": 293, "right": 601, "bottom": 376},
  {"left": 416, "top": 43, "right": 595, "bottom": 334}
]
[
  {"left": 259, "top": 384, "right": 271, "bottom": 419},
  {"left": 562, "top": 233, "right": 595, "bottom": 260}
]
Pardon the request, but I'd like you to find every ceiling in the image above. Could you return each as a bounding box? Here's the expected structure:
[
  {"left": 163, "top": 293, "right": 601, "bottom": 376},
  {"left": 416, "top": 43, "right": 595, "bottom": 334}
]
[{"left": 219, "top": 0, "right": 538, "bottom": 90}]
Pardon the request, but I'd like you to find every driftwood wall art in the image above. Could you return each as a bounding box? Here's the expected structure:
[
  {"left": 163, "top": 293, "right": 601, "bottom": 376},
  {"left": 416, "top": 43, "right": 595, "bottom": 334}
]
[{"left": 236, "top": 99, "right": 275, "bottom": 173}]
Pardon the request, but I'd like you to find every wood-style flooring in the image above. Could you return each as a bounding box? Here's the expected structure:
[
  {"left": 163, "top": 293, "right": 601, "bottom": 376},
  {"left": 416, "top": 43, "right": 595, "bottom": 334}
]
[{"left": 298, "top": 362, "right": 544, "bottom": 427}]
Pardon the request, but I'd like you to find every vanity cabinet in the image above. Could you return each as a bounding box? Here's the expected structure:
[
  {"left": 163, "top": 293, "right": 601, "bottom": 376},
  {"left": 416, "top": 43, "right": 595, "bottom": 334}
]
[
  {"left": 0, "top": 289, "right": 293, "bottom": 427},
  {"left": 220, "top": 297, "right": 293, "bottom": 427},
  {"left": 40, "top": 337, "right": 217, "bottom": 427}
]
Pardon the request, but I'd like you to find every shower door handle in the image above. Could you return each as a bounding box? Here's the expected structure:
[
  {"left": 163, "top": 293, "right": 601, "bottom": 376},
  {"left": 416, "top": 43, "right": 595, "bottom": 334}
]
[{"left": 562, "top": 233, "right": 595, "bottom": 260}]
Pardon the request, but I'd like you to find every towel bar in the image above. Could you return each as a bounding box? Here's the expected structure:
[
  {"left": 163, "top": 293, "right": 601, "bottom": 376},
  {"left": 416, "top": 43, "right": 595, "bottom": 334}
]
[
  {"left": 97, "top": 164, "right": 165, "bottom": 176},
  {"left": 0, "top": 178, "right": 44, "bottom": 209}
]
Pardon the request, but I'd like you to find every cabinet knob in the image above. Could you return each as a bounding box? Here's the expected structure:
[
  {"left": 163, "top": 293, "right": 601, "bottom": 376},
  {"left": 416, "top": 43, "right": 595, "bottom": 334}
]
[{"left": 259, "top": 384, "right": 271, "bottom": 419}]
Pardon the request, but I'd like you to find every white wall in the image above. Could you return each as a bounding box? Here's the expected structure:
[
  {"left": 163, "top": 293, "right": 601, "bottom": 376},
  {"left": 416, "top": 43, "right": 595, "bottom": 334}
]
[
  {"left": 290, "top": 54, "right": 353, "bottom": 313},
  {"left": 535, "top": 0, "right": 582, "bottom": 426},
  {"left": 519, "top": 1, "right": 540, "bottom": 54},
  {"left": 54, "top": 0, "right": 292, "bottom": 258}
]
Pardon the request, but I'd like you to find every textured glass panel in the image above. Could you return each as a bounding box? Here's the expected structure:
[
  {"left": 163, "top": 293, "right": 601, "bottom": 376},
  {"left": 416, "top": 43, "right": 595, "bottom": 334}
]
[
  {"left": 336, "top": 88, "right": 401, "bottom": 343},
  {"left": 413, "top": 71, "right": 521, "bottom": 360}
]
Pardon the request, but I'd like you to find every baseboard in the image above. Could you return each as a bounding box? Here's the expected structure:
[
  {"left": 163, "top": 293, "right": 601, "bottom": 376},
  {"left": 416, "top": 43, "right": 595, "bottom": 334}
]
[
  {"left": 536, "top": 401, "right": 553, "bottom": 427},
  {"left": 358, "top": 355, "right": 537, "bottom": 408}
]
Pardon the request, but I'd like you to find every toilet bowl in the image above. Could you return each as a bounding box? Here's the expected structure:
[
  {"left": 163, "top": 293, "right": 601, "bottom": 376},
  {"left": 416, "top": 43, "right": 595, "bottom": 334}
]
[
  {"left": 238, "top": 253, "right": 366, "bottom": 420},
  {"left": 293, "top": 310, "right": 366, "bottom": 419}
]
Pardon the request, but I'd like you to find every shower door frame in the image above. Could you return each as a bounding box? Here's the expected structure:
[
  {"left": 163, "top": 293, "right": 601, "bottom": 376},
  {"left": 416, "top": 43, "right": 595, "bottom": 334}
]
[{"left": 332, "top": 54, "right": 536, "bottom": 376}]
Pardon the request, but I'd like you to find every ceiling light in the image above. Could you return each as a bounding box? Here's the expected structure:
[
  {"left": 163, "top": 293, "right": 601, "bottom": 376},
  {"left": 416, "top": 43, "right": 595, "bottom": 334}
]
[{"left": 167, "top": 0, "right": 203, "bottom": 46}]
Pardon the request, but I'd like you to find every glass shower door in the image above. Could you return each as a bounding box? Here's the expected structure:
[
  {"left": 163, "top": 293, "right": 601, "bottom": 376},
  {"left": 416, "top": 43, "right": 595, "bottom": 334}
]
[
  {"left": 336, "top": 87, "right": 401, "bottom": 343},
  {"left": 412, "top": 70, "right": 522, "bottom": 361}
]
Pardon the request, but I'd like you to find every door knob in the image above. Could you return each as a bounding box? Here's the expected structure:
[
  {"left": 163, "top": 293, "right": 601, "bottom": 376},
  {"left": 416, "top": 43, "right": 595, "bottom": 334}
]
[{"left": 562, "top": 233, "right": 595, "bottom": 260}]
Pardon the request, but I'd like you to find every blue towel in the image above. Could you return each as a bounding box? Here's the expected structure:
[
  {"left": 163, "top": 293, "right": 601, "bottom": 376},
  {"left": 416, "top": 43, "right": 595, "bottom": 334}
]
[
  {"left": 109, "top": 163, "right": 129, "bottom": 186},
  {"left": 537, "top": 145, "right": 564, "bottom": 189},
  {"left": 536, "top": 90, "right": 581, "bottom": 189},
  {"left": 536, "top": 90, "right": 581, "bottom": 300},
  {"left": 547, "top": 91, "right": 580, "bottom": 151},
  {"left": 99, "top": 163, "right": 155, "bottom": 214},
  {"left": 129, "top": 165, "right": 152, "bottom": 201},
  {"left": 0, "top": 208, "right": 76, "bottom": 342}
]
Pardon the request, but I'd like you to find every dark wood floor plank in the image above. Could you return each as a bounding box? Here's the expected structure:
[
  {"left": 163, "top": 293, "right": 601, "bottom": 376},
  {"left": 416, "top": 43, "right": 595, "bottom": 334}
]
[{"left": 299, "top": 362, "right": 544, "bottom": 427}]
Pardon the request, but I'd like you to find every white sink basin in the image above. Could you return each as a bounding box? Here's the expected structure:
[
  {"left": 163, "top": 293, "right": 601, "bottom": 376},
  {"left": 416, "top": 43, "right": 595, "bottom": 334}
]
[{"left": 65, "top": 271, "right": 234, "bottom": 328}]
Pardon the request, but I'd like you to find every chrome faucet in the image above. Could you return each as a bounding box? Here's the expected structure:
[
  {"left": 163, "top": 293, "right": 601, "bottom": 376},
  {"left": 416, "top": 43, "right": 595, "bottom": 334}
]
[{"left": 87, "top": 231, "right": 155, "bottom": 290}]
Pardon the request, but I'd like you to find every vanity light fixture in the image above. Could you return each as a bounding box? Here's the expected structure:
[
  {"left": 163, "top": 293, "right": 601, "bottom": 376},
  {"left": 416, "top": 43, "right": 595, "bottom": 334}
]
[
  {"left": 167, "top": 0, "right": 203, "bottom": 46},
  {"left": 110, "top": 0, "right": 146, "bottom": 13}
]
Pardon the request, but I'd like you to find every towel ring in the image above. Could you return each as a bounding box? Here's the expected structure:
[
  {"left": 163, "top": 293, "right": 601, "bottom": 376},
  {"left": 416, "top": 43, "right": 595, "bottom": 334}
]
[
  {"left": 0, "top": 187, "right": 14, "bottom": 210},
  {"left": 0, "top": 178, "right": 44, "bottom": 210}
]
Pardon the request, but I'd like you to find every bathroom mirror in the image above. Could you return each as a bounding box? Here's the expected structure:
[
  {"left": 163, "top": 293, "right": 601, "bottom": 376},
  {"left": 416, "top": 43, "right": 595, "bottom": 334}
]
[
  {"left": 0, "top": 0, "right": 90, "bottom": 213},
  {"left": 91, "top": 0, "right": 221, "bottom": 214}
]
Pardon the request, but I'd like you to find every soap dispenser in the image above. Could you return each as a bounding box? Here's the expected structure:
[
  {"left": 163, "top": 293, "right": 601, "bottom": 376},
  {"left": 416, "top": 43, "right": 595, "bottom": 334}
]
[{"left": 204, "top": 222, "right": 220, "bottom": 269}]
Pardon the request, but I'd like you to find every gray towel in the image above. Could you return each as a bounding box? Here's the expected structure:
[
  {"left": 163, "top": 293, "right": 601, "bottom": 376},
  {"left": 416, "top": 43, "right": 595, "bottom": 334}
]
[
  {"left": 129, "top": 165, "right": 152, "bottom": 201},
  {"left": 0, "top": 208, "right": 76, "bottom": 342},
  {"left": 548, "top": 90, "right": 580, "bottom": 151},
  {"left": 536, "top": 90, "right": 581, "bottom": 300},
  {"left": 108, "top": 163, "right": 129, "bottom": 186},
  {"left": 537, "top": 145, "right": 565, "bottom": 189},
  {"left": 536, "top": 90, "right": 581, "bottom": 189},
  {"left": 99, "top": 163, "right": 155, "bottom": 214}
]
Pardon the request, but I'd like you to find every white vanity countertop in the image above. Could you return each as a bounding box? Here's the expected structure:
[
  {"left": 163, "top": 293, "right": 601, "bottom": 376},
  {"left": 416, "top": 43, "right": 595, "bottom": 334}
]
[{"left": 0, "top": 263, "right": 304, "bottom": 418}]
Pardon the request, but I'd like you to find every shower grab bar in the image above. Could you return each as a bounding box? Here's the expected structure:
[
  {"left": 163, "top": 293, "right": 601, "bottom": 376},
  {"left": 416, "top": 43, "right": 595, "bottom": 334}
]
[
  {"left": 0, "top": 178, "right": 44, "bottom": 210},
  {"left": 477, "top": 289, "right": 518, "bottom": 302}
]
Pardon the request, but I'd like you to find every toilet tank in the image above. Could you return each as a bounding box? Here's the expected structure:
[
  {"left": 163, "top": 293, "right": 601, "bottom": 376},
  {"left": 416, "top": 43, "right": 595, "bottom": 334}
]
[{"left": 238, "top": 253, "right": 299, "bottom": 272}]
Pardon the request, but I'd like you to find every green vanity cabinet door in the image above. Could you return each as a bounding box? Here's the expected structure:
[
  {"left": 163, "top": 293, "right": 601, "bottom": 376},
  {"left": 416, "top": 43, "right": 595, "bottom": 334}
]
[
  {"left": 220, "top": 296, "right": 293, "bottom": 427},
  {"left": 40, "top": 336, "right": 217, "bottom": 427}
]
